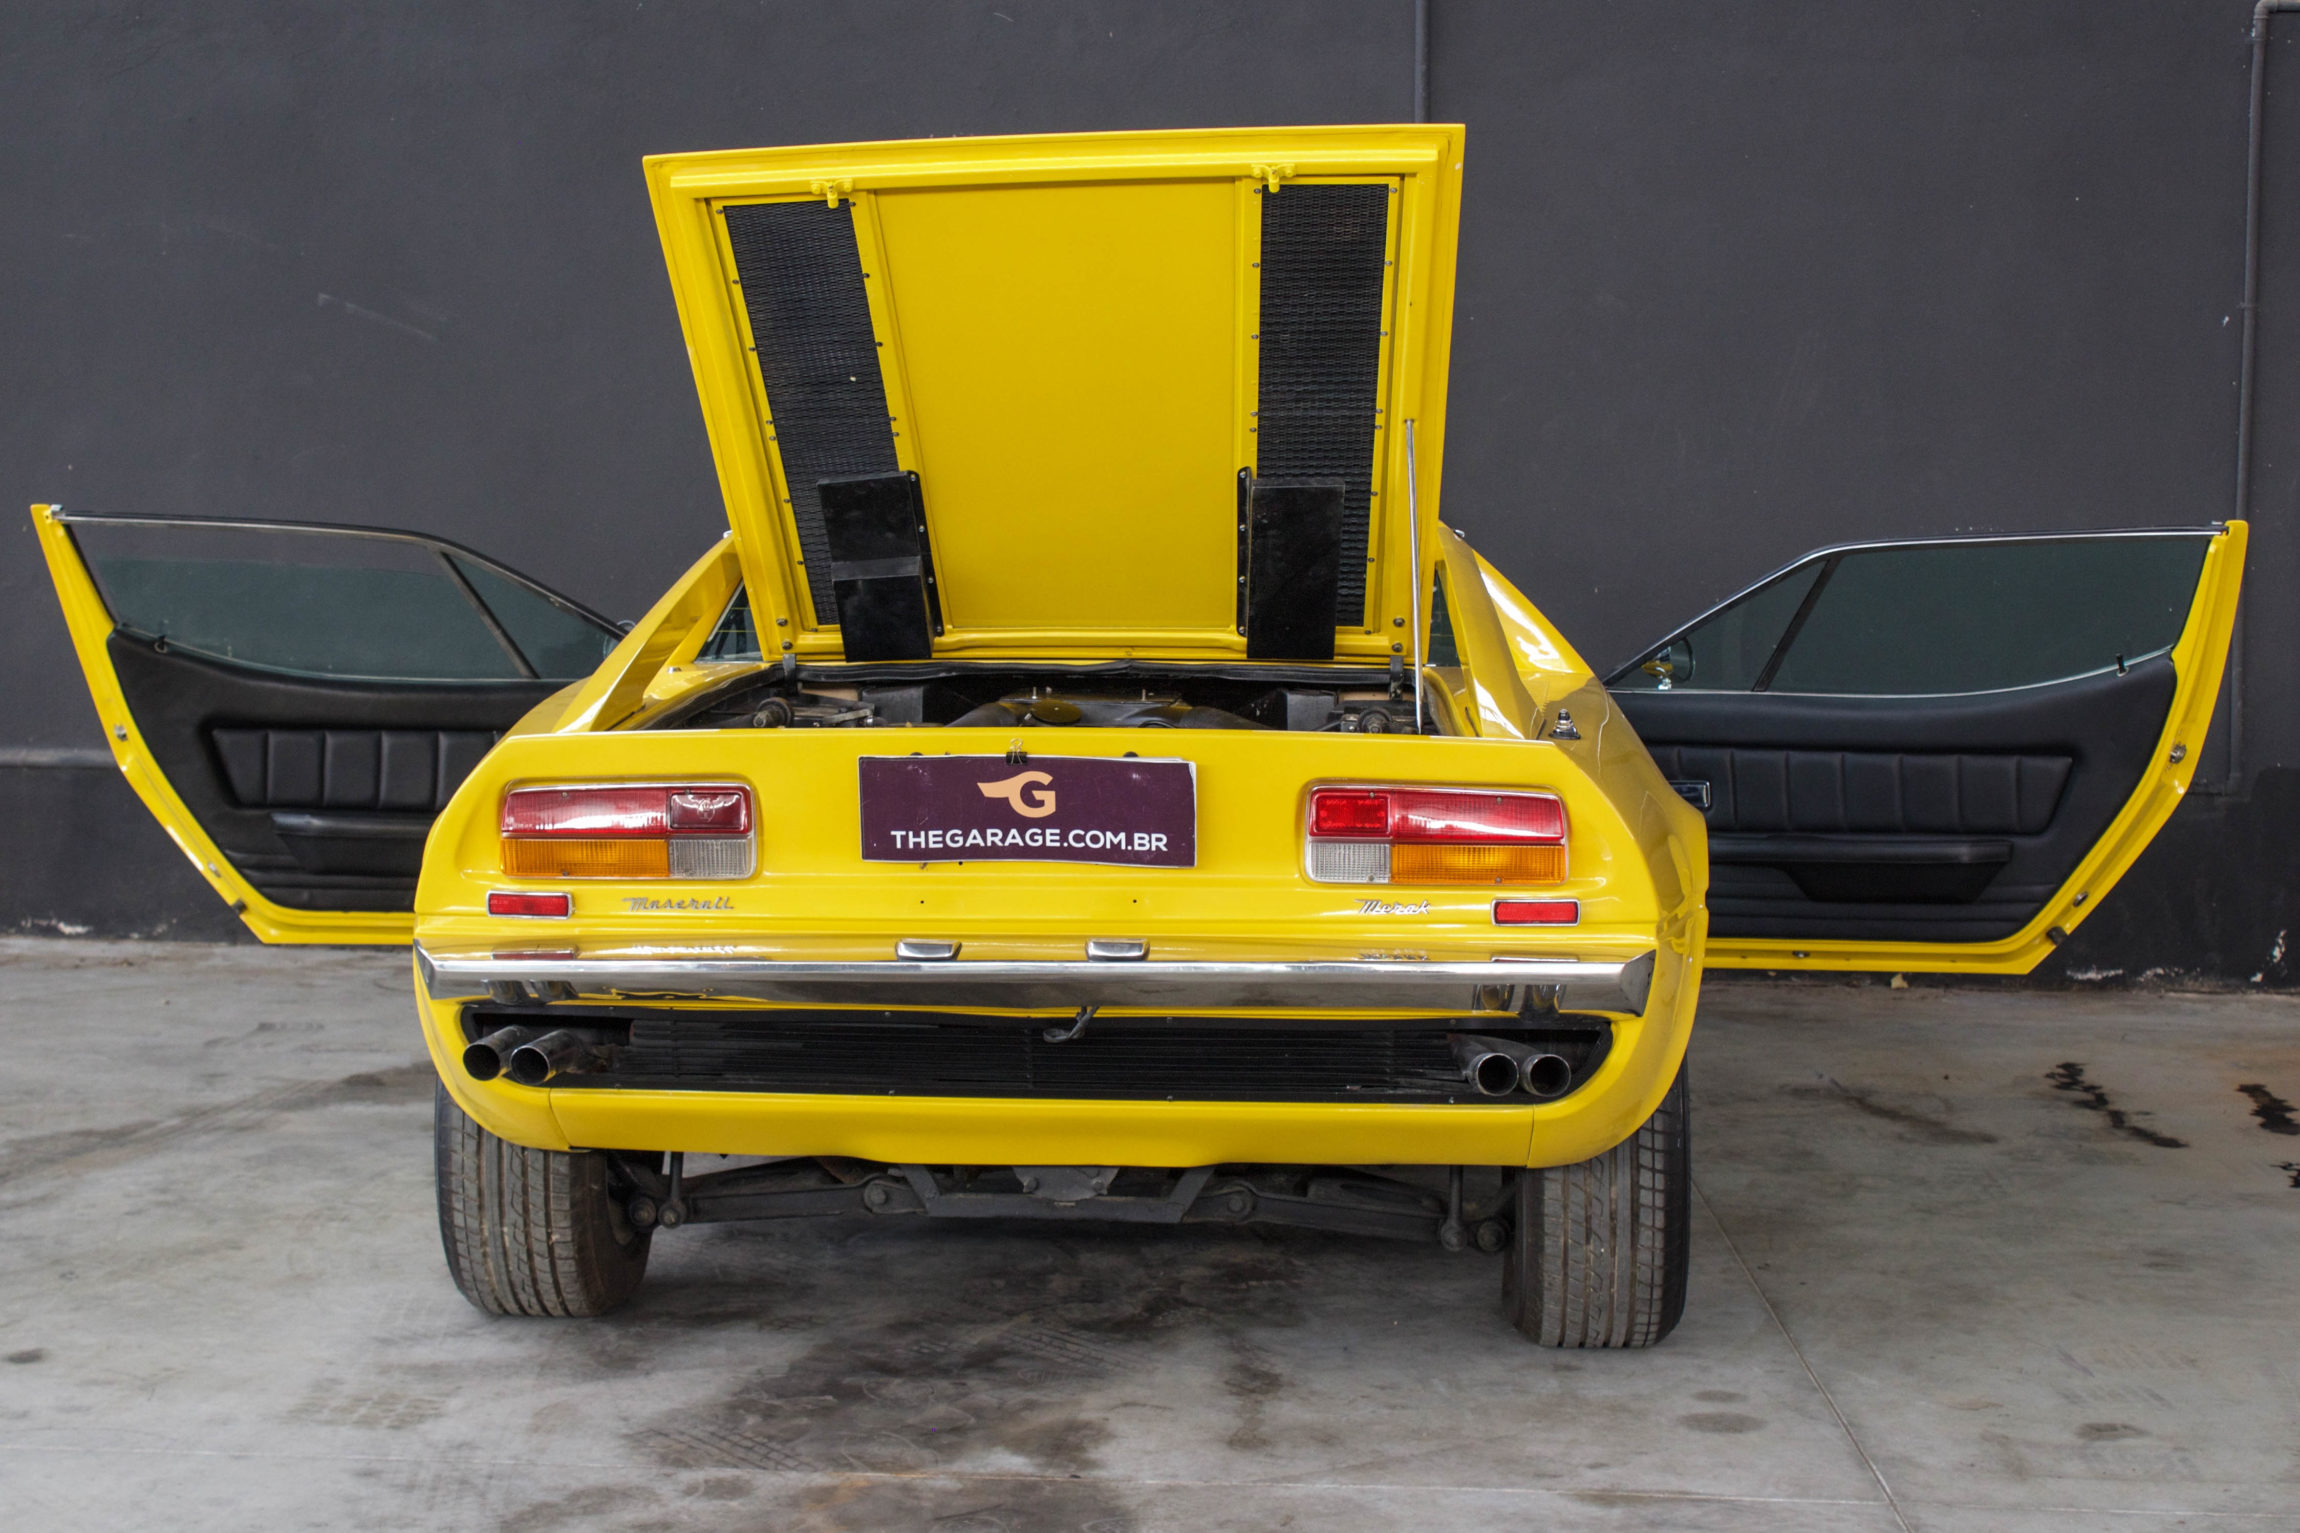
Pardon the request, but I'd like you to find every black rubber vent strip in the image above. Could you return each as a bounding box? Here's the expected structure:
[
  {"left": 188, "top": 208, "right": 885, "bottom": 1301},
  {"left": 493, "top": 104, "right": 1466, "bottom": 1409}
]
[
  {"left": 510, "top": 1011, "right": 1486, "bottom": 1103},
  {"left": 1256, "top": 183, "right": 1392, "bottom": 628},
  {"left": 722, "top": 200, "right": 900, "bottom": 622}
]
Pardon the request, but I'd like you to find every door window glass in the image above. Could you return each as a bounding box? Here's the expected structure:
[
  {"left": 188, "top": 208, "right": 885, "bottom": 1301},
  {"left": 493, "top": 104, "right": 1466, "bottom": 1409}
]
[
  {"left": 72, "top": 518, "right": 617, "bottom": 683},
  {"left": 1613, "top": 562, "right": 1820, "bottom": 691},
  {"left": 450, "top": 558, "right": 619, "bottom": 679},
  {"left": 1426, "top": 573, "right": 1460, "bottom": 668},
  {"left": 1614, "top": 533, "right": 2211, "bottom": 696},
  {"left": 701, "top": 586, "right": 765, "bottom": 661}
]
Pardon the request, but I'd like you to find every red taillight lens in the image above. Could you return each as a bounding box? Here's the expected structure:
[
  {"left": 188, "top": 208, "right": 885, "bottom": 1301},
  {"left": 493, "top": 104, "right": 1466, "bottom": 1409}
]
[
  {"left": 488, "top": 891, "right": 572, "bottom": 918},
  {"left": 500, "top": 783, "right": 754, "bottom": 880},
  {"left": 1310, "top": 790, "right": 1390, "bottom": 836},
  {"left": 502, "top": 786, "right": 670, "bottom": 837},
  {"left": 1494, "top": 898, "right": 1579, "bottom": 925},
  {"left": 1390, "top": 790, "right": 1565, "bottom": 843},
  {"left": 1306, "top": 786, "right": 1567, "bottom": 886}
]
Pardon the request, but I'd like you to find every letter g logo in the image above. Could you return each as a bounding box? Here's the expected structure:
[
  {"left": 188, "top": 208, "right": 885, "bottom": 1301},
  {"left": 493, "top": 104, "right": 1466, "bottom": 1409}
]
[{"left": 977, "top": 770, "right": 1057, "bottom": 819}]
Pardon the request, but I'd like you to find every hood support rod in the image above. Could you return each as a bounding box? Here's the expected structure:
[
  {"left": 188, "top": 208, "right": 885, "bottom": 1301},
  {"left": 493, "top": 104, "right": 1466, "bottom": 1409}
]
[{"left": 1405, "top": 418, "right": 1427, "bottom": 733}]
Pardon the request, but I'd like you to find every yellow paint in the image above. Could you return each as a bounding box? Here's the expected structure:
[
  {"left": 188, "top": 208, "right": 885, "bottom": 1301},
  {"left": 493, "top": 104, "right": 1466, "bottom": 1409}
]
[
  {"left": 412, "top": 728, "right": 1673, "bottom": 946},
  {"left": 645, "top": 125, "right": 1464, "bottom": 662},
  {"left": 28, "top": 504, "right": 738, "bottom": 943},
  {"left": 29, "top": 503, "right": 419, "bottom": 943},
  {"left": 550, "top": 538, "right": 742, "bottom": 733},
  {"left": 872, "top": 180, "right": 1243, "bottom": 635},
  {"left": 1697, "top": 521, "right": 2249, "bottom": 975}
]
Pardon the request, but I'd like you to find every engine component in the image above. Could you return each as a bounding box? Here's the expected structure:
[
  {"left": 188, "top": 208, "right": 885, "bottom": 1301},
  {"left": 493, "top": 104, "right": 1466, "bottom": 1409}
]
[{"left": 947, "top": 691, "right": 1267, "bottom": 730}]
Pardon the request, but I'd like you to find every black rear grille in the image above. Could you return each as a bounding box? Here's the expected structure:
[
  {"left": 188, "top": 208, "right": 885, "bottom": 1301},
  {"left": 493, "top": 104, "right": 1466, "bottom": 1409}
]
[
  {"left": 466, "top": 1006, "right": 1509, "bottom": 1104},
  {"left": 722, "top": 200, "right": 900, "bottom": 623},
  {"left": 1256, "top": 183, "right": 1393, "bottom": 628}
]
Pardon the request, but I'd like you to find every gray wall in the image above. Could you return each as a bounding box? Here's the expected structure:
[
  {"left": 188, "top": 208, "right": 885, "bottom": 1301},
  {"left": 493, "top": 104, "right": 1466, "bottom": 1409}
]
[{"left": 4, "top": 1, "right": 2292, "bottom": 979}]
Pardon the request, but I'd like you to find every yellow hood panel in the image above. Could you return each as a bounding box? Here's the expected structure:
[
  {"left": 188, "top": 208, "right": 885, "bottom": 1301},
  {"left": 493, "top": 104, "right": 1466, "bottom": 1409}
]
[{"left": 645, "top": 125, "right": 1465, "bottom": 662}]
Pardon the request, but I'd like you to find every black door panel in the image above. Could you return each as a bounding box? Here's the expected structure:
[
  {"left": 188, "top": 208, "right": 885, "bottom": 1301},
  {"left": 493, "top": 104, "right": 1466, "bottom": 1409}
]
[
  {"left": 109, "top": 633, "right": 557, "bottom": 911},
  {"left": 1615, "top": 659, "right": 2172, "bottom": 940}
]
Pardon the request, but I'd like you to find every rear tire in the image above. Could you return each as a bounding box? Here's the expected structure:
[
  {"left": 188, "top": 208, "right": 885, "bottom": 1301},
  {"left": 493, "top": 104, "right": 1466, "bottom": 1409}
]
[
  {"left": 433, "top": 1084, "right": 650, "bottom": 1316},
  {"left": 1502, "top": 1062, "right": 1690, "bottom": 1346}
]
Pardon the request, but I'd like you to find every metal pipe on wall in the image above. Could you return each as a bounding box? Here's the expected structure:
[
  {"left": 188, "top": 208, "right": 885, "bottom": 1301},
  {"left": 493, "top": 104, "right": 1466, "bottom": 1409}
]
[
  {"left": 2231, "top": 0, "right": 2299, "bottom": 788},
  {"left": 1413, "top": 0, "right": 1430, "bottom": 123}
]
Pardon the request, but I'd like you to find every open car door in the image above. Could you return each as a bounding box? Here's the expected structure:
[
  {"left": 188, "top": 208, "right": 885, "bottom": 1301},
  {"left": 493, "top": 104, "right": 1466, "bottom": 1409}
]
[
  {"left": 1608, "top": 524, "right": 2246, "bottom": 974},
  {"left": 30, "top": 506, "right": 622, "bottom": 943}
]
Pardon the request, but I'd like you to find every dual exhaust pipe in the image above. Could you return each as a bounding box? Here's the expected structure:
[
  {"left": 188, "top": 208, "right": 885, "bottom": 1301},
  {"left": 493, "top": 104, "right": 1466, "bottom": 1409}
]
[
  {"left": 463, "top": 1025, "right": 615, "bottom": 1087},
  {"left": 1452, "top": 1034, "right": 1575, "bottom": 1100}
]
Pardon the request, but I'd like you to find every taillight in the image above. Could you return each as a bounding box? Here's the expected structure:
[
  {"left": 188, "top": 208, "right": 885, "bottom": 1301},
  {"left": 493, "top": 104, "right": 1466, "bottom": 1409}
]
[
  {"left": 1305, "top": 786, "right": 1567, "bottom": 886},
  {"left": 500, "top": 783, "right": 755, "bottom": 880}
]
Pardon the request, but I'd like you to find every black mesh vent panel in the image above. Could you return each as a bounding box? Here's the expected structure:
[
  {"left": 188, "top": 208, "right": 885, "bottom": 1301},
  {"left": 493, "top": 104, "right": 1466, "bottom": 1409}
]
[
  {"left": 1256, "top": 183, "right": 1392, "bottom": 627},
  {"left": 504, "top": 1010, "right": 1477, "bottom": 1103},
  {"left": 722, "top": 201, "right": 899, "bottom": 621}
]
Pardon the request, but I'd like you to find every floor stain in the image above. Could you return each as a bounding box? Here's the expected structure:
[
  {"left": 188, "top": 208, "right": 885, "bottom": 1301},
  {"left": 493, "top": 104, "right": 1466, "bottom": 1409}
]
[
  {"left": 2078, "top": 1421, "right": 2148, "bottom": 1442},
  {"left": 2275, "top": 1162, "right": 2300, "bottom": 1189},
  {"left": 1792, "top": 1077, "right": 1998, "bottom": 1144},
  {"left": 499, "top": 1483, "right": 651, "bottom": 1532},
  {"left": 782, "top": 1475, "right": 1136, "bottom": 1533},
  {"left": 2236, "top": 1083, "right": 2300, "bottom": 1135},
  {"left": 0, "top": 1062, "right": 433, "bottom": 1189},
  {"left": 2045, "top": 1063, "right": 2187, "bottom": 1148},
  {"left": 631, "top": 1224, "right": 1311, "bottom": 1491},
  {"left": 1678, "top": 1412, "right": 1767, "bottom": 1433},
  {"left": 294, "top": 1378, "right": 448, "bottom": 1431},
  {"left": 299, "top": 1062, "right": 435, "bottom": 1106},
  {"left": 1222, "top": 1338, "right": 1285, "bottom": 1452}
]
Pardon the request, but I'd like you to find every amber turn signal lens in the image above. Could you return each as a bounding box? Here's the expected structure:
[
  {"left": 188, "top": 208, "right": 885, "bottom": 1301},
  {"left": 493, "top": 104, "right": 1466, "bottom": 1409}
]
[
  {"left": 1390, "top": 843, "right": 1567, "bottom": 885},
  {"left": 502, "top": 838, "right": 671, "bottom": 879}
]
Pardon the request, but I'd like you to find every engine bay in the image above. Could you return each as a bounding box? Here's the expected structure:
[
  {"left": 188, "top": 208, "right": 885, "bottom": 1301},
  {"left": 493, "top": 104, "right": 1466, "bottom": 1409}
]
[{"left": 652, "top": 662, "right": 1440, "bottom": 735}]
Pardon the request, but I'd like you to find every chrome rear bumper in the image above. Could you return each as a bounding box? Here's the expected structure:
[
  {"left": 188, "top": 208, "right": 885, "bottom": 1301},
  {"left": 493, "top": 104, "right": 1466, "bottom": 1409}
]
[{"left": 416, "top": 947, "right": 1654, "bottom": 1019}]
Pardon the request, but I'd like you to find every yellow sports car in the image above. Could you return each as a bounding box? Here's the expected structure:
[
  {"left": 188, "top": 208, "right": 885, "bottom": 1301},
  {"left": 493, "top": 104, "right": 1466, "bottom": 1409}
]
[{"left": 32, "top": 127, "right": 2243, "bottom": 1346}]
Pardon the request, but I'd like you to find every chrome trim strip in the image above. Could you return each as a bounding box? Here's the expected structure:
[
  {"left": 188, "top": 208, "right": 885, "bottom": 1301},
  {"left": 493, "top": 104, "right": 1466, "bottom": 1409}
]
[{"left": 416, "top": 946, "right": 1654, "bottom": 1017}]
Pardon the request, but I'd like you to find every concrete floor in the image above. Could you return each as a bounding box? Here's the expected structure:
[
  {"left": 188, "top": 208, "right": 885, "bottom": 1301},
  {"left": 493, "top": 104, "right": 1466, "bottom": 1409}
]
[{"left": 1, "top": 940, "right": 2297, "bottom": 1532}]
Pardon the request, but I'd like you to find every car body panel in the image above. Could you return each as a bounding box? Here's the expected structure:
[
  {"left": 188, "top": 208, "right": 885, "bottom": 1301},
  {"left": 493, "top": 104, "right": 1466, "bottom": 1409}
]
[
  {"left": 1625, "top": 522, "right": 2247, "bottom": 975},
  {"left": 28, "top": 503, "right": 718, "bottom": 943},
  {"left": 644, "top": 125, "right": 1464, "bottom": 662}
]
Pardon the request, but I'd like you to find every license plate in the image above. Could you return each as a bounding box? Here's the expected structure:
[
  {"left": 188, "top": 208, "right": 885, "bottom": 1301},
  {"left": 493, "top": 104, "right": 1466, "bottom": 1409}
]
[{"left": 858, "top": 755, "right": 1196, "bottom": 867}]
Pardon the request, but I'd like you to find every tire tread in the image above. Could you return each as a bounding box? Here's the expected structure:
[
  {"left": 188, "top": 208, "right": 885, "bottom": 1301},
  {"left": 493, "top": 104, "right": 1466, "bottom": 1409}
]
[
  {"left": 433, "top": 1084, "right": 648, "bottom": 1317},
  {"left": 1505, "top": 1064, "right": 1690, "bottom": 1347}
]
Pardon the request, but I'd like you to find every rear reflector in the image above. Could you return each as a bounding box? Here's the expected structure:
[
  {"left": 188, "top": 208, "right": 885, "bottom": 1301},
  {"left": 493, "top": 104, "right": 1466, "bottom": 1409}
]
[
  {"left": 488, "top": 890, "right": 572, "bottom": 918},
  {"left": 1494, "top": 898, "right": 1580, "bottom": 926},
  {"left": 1307, "top": 786, "right": 1566, "bottom": 887},
  {"left": 501, "top": 783, "right": 754, "bottom": 880}
]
